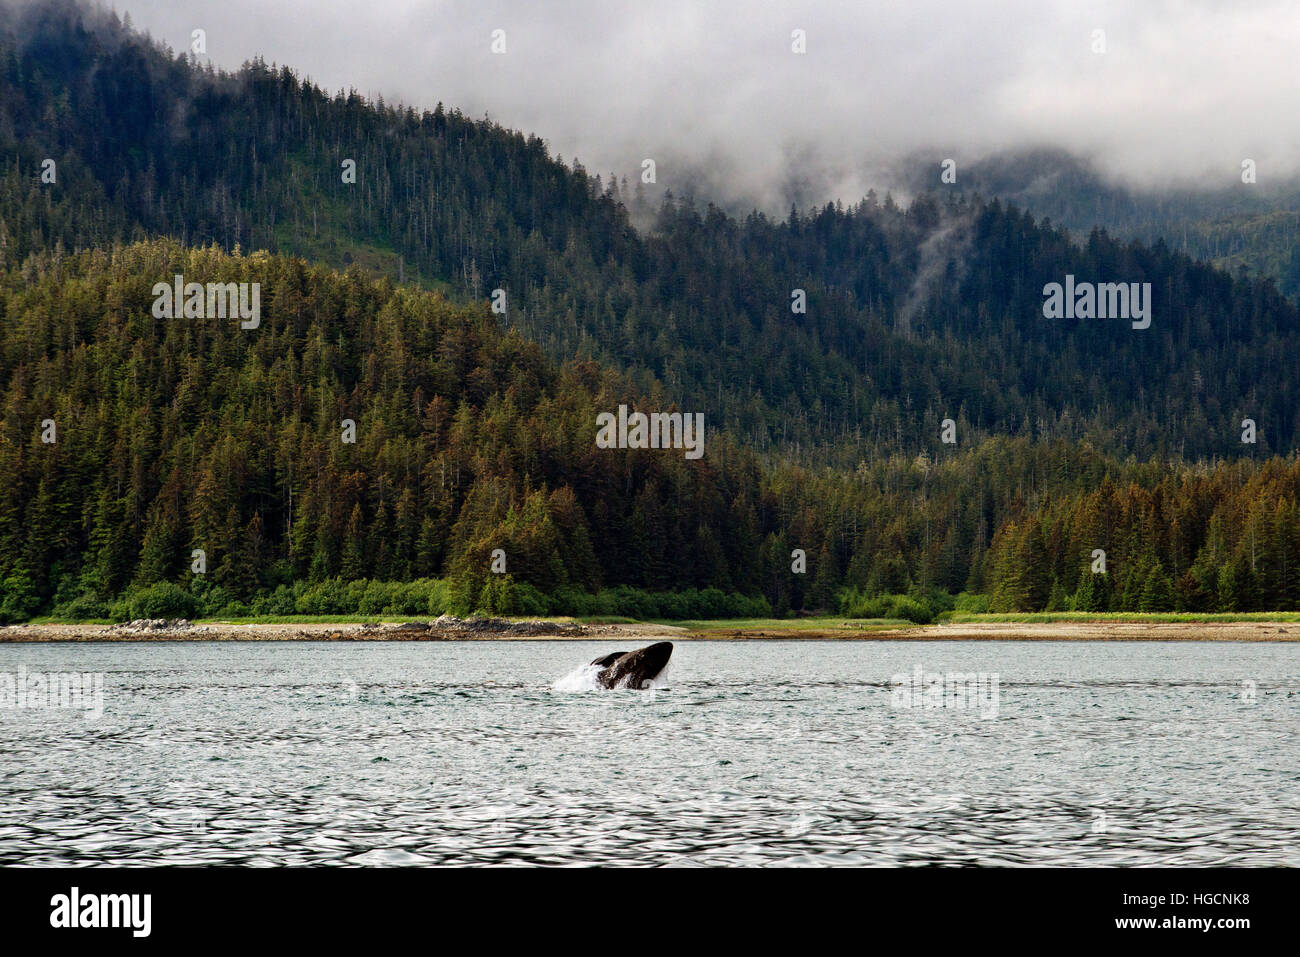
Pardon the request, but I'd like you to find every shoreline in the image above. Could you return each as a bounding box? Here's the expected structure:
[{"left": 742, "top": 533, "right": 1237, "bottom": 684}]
[{"left": 2, "top": 620, "right": 1299, "bottom": 642}]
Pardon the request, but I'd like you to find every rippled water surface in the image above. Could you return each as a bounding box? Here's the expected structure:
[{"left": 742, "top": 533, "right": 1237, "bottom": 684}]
[{"left": 1, "top": 640, "right": 1296, "bottom": 865}]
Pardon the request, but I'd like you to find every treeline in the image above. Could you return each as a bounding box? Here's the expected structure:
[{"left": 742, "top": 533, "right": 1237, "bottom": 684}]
[
  {"left": 3, "top": 240, "right": 1300, "bottom": 622},
  {"left": 982, "top": 461, "right": 1300, "bottom": 613},
  {"left": 0, "top": 241, "right": 790, "bottom": 620},
  {"left": 3, "top": 1, "right": 1300, "bottom": 466},
  {"left": 54, "top": 578, "right": 771, "bottom": 623}
]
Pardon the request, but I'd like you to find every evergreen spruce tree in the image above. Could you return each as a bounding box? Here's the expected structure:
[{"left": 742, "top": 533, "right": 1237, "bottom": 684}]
[{"left": 1138, "top": 562, "right": 1174, "bottom": 612}]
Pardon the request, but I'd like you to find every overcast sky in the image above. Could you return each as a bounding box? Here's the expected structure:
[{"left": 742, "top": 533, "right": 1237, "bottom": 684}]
[{"left": 106, "top": 0, "right": 1300, "bottom": 212}]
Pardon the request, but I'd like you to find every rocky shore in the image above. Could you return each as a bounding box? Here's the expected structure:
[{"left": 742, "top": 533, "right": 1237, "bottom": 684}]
[
  {"left": 2, "top": 618, "right": 1295, "bottom": 642},
  {"left": 0, "top": 615, "right": 631, "bottom": 642}
]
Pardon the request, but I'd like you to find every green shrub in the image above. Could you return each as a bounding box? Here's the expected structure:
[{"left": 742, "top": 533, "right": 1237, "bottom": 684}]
[
  {"left": 838, "top": 587, "right": 939, "bottom": 623},
  {"left": 0, "top": 570, "right": 42, "bottom": 623},
  {"left": 954, "top": 591, "right": 991, "bottom": 614},
  {"left": 295, "top": 578, "right": 350, "bottom": 615},
  {"left": 540, "top": 585, "right": 770, "bottom": 620},
  {"left": 419, "top": 578, "right": 452, "bottom": 616},
  {"left": 357, "top": 580, "right": 394, "bottom": 615},
  {"left": 549, "top": 585, "right": 595, "bottom": 616},
  {"left": 251, "top": 584, "right": 298, "bottom": 616},
  {"left": 513, "top": 582, "right": 551, "bottom": 616},
  {"left": 195, "top": 584, "right": 237, "bottom": 618},
  {"left": 885, "top": 595, "right": 934, "bottom": 624},
  {"left": 50, "top": 594, "right": 111, "bottom": 621},
  {"left": 128, "top": 582, "right": 200, "bottom": 620}
]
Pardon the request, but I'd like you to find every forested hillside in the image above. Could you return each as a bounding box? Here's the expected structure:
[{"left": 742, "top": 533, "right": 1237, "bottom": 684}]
[
  {"left": 3, "top": 0, "right": 1300, "bottom": 466},
  {"left": 926, "top": 148, "right": 1300, "bottom": 300},
  {"left": 2, "top": 240, "right": 1299, "bottom": 621},
  {"left": 3, "top": 1, "right": 1300, "bottom": 622}
]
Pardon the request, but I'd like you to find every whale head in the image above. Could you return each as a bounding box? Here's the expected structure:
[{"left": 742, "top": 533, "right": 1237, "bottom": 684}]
[{"left": 591, "top": 641, "right": 673, "bottom": 689}]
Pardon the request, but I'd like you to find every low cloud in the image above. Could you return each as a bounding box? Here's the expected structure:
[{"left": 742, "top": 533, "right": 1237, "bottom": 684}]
[{"left": 95, "top": 0, "right": 1300, "bottom": 212}]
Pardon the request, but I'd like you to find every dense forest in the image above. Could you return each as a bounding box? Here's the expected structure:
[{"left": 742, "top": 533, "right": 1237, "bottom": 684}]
[
  {"left": 4, "top": 1, "right": 1300, "bottom": 465},
  {"left": 2, "top": 1, "right": 1300, "bottom": 622},
  {"left": 904, "top": 147, "right": 1300, "bottom": 301},
  {"left": 4, "top": 242, "right": 1299, "bottom": 622}
]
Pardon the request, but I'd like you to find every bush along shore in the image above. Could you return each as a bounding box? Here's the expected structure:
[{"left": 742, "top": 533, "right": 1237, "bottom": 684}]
[
  {"left": 0, "top": 577, "right": 775, "bottom": 626},
  {"left": 11, "top": 574, "right": 1300, "bottom": 632}
]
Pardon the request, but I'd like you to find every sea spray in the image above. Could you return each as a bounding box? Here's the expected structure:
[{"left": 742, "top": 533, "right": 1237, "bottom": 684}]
[{"left": 551, "top": 663, "right": 605, "bottom": 692}]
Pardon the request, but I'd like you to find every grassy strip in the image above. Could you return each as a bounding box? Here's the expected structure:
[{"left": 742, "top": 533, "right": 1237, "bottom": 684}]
[
  {"left": 667, "top": 617, "right": 910, "bottom": 631},
  {"left": 941, "top": 611, "right": 1300, "bottom": 624},
  {"left": 20, "top": 611, "right": 1300, "bottom": 628}
]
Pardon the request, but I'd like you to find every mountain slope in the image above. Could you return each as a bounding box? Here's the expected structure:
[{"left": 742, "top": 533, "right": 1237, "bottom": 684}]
[
  {"left": 2, "top": 0, "right": 1299, "bottom": 465},
  {"left": 918, "top": 147, "right": 1300, "bottom": 299},
  {"left": 5, "top": 239, "right": 1300, "bottom": 621},
  {"left": 6, "top": 2, "right": 1300, "bottom": 620}
]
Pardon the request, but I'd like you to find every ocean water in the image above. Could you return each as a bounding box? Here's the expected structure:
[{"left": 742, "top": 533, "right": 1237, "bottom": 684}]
[{"left": 0, "top": 639, "right": 1295, "bottom": 866}]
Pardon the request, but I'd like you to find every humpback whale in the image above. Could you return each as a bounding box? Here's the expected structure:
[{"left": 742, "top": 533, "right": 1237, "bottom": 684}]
[{"left": 590, "top": 642, "right": 673, "bottom": 689}]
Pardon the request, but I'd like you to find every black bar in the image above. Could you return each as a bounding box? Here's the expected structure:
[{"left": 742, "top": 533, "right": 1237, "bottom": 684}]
[{"left": 0, "top": 867, "right": 1285, "bottom": 944}]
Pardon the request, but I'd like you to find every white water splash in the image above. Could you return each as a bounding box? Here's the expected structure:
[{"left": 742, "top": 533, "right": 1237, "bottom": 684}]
[{"left": 551, "top": 663, "right": 604, "bottom": 692}]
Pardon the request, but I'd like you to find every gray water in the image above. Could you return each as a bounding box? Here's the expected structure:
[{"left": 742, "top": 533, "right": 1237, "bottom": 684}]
[{"left": 0, "top": 640, "right": 1296, "bottom": 866}]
